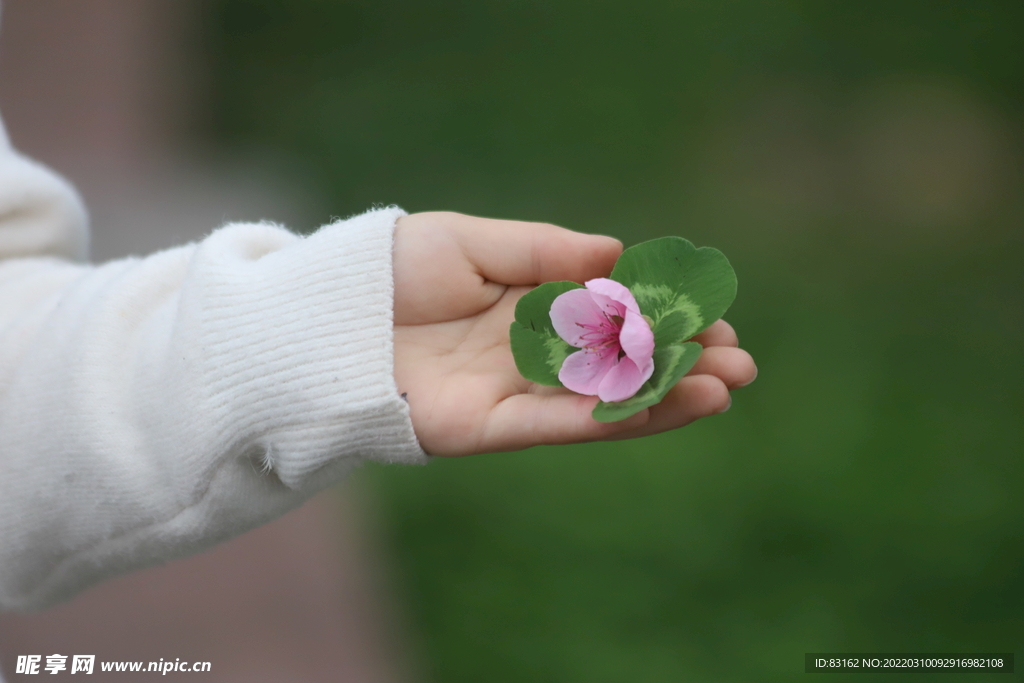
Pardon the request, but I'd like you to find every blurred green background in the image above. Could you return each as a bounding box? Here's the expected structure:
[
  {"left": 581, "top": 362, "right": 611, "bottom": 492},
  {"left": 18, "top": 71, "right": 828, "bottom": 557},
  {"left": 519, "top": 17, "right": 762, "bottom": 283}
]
[{"left": 201, "top": 1, "right": 1022, "bottom": 680}]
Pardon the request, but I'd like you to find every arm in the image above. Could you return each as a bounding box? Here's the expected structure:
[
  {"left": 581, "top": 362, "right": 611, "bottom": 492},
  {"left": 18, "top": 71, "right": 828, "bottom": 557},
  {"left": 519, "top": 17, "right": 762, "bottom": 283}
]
[
  {"left": 0, "top": 124, "right": 756, "bottom": 611},
  {"left": 0, "top": 120, "right": 423, "bottom": 610}
]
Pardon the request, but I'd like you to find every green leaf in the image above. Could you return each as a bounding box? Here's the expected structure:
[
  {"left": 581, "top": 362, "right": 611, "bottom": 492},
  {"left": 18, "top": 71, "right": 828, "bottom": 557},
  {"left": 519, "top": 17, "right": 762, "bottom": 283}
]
[
  {"left": 611, "top": 237, "right": 737, "bottom": 345},
  {"left": 509, "top": 281, "right": 582, "bottom": 386},
  {"left": 591, "top": 342, "right": 703, "bottom": 423},
  {"left": 508, "top": 237, "right": 735, "bottom": 421}
]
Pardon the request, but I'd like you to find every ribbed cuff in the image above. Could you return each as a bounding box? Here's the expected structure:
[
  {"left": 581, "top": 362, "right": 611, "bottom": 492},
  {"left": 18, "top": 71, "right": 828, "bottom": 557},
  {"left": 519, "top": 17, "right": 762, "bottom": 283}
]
[{"left": 182, "top": 205, "right": 426, "bottom": 489}]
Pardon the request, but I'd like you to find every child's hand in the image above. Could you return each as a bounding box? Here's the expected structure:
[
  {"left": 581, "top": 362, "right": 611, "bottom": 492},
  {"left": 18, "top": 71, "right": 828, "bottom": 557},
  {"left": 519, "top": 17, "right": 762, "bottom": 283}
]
[{"left": 392, "top": 212, "right": 757, "bottom": 456}]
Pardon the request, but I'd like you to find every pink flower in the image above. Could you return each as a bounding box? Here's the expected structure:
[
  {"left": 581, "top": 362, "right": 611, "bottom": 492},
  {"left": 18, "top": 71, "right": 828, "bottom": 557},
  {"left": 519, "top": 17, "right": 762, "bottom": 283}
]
[{"left": 550, "top": 278, "right": 655, "bottom": 402}]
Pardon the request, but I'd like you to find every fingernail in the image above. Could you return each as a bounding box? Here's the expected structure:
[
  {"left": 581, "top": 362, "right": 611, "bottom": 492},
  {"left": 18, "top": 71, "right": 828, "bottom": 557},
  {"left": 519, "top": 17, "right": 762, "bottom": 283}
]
[{"left": 717, "top": 396, "right": 733, "bottom": 414}]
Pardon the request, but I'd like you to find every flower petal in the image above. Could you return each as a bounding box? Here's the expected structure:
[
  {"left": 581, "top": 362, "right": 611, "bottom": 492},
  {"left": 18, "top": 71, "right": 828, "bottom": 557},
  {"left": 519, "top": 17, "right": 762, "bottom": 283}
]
[
  {"left": 586, "top": 289, "right": 626, "bottom": 320},
  {"left": 619, "top": 308, "right": 655, "bottom": 365},
  {"left": 558, "top": 348, "right": 617, "bottom": 396},
  {"left": 585, "top": 277, "right": 643, "bottom": 316},
  {"left": 550, "top": 288, "right": 608, "bottom": 347},
  {"left": 596, "top": 355, "right": 652, "bottom": 403}
]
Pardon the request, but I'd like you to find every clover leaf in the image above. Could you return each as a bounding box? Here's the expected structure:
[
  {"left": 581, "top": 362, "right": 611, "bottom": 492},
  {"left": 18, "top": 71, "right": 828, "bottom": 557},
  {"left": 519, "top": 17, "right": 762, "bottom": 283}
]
[{"left": 509, "top": 236, "right": 737, "bottom": 423}]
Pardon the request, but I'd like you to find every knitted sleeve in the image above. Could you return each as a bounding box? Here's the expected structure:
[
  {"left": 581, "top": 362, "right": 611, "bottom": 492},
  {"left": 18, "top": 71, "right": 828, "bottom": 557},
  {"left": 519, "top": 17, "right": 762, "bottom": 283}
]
[{"left": 0, "top": 120, "right": 425, "bottom": 611}]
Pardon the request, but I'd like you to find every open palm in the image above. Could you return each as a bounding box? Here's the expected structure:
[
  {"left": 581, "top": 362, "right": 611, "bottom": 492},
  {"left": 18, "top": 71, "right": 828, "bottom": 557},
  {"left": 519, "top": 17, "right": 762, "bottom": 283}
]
[{"left": 392, "top": 212, "right": 756, "bottom": 456}]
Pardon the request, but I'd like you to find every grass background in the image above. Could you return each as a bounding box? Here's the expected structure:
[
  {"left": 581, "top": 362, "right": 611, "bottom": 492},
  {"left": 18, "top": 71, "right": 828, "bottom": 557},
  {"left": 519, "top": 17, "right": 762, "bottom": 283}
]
[{"left": 201, "top": 1, "right": 1023, "bottom": 680}]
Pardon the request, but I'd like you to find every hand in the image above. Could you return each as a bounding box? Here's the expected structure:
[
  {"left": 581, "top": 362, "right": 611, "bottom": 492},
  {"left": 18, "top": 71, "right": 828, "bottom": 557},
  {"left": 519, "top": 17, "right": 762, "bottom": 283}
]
[{"left": 392, "top": 212, "right": 757, "bottom": 456}]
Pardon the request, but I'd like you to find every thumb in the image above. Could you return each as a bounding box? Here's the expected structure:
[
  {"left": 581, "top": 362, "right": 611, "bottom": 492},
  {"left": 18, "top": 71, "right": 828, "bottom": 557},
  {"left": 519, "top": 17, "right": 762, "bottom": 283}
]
[{"left": 444, "top": 212, "right": 623, "bottom": 286}]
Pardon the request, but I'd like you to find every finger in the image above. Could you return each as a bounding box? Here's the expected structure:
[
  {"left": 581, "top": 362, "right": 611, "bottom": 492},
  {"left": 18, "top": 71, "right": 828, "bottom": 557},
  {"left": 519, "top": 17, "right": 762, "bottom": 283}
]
[
  {"left": 610, "top": 374, "right": 731, "bottom": 441},
  {"left": 478, "top": 392, "right": 650, "bottom": 452},
  {"left": 686, "top": 346, "right": 757, "bottom": 389},
  {"left": 690, "top": 319, "right": 739, "bottom": 348},
  {"left": 441, "top": 212, "right": 623, "bottom": 285}
]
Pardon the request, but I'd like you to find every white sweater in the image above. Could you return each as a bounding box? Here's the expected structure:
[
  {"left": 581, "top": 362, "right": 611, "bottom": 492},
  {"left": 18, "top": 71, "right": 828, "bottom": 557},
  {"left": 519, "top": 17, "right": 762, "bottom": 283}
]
[{"left": 0, "top": 114, "right": 426, "bottom": 611}]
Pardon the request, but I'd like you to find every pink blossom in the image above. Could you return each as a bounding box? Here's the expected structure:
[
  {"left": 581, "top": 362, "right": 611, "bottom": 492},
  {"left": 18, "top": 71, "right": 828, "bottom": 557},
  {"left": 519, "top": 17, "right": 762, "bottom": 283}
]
[{"left": 549, "top": 278, "right": 655, "bottom": 402}]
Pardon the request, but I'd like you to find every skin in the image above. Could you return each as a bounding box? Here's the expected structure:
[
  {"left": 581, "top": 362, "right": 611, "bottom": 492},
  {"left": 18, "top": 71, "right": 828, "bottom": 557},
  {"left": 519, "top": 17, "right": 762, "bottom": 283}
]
[{"left": 393, "top": 211, "right": 758, "bottom": 456}]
